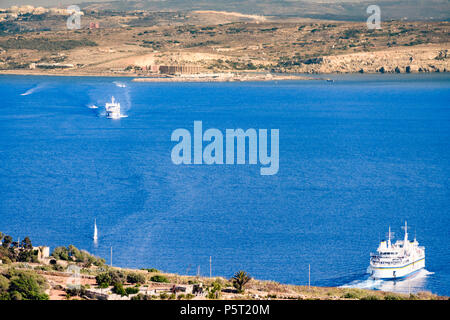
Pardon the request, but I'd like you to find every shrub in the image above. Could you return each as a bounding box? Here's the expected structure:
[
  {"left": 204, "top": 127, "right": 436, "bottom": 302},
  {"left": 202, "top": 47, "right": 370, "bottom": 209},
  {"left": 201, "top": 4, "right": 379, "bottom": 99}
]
[
  {"left": 96, "top": 270, "right": 126, "bottom": 287},
  {"left": 125, "top": 287, "right": 139, "bottom": 295},
  {"left": 0, "top": 274, "right": 9, "bottom": 294},
  {"left": 0, "top": 38, "right": 97, "bottom": 51},
  {"left": 159, "top": 292, "right": 168, "bottom": 299},
  {"left": 342, "top": 291, "right": 361, "bottom": 299},
  {"left": 208, "top": 280, "right": 222, "bottom": 299},
  {"left": 150, "top": 275, "right": 169, "bottom": 283},
  {"left": 51, "top": 247, "right": 70, "bottom": 260},
  {"left": 7, "top": 270, "right": 48, "bottom": 300},
  {"left": 52, "top": 245, "right": 105, "bottom": 266},
  {"left": 141, "top": 268, "right": 159, "bottom": 273},
  {"left": 52, "top": 264, "right": 65, "bottom": 272},
  {"left": 95, "top": 272, "right": 112, "bottom": 287},
  {"left": 131, "top": 293, "right": 150, "bottom": 300},
  {"left": 66, "top": 285, "right": 86, "bottom": 297},
  {"left": 384, "top": 294, "right": 405, "bottom": 300},
  {"left": 109, "top": 270, "right": 126, "bottom": 285},
  {"left": 112, "top": 283, "right": 126, "bottom": 296},
  {"left": 361, "top": 295, "right": 380, "bottom": 300},
  {"left": 127, "top": 272, "right": 146, "bottom": 284}
]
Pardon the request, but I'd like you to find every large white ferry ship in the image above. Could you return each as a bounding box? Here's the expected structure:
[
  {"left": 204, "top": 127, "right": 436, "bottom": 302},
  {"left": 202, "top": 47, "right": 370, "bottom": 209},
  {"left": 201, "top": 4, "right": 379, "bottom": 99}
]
[
  {"left": 105, "top": 96, "right": 121, "bottom": 119},
  {"left": 367, "top": 222, "right": 425, "bottom": 280}
]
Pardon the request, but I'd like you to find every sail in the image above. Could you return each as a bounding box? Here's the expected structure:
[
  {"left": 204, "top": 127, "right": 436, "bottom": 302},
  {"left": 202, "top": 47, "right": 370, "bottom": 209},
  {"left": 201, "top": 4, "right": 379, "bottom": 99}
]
[{"left": 93, "top": 219, "right": 98, "bottom": 241}]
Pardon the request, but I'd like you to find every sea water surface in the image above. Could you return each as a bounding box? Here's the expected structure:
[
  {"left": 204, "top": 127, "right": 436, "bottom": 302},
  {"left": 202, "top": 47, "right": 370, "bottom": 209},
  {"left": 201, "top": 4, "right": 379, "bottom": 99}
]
[{"left": 0, "top": 74, "right": 449, "bottom": 296}]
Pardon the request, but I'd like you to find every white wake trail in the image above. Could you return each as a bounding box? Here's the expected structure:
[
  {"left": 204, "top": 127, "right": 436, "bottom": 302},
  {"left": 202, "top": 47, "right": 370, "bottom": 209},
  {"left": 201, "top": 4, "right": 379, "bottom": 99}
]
[
  {"left": 20, "top": 83, "right": 46, "bottom": 96},
  {"left": 341, "top": 269, "right": 434, "bottom": 293}
]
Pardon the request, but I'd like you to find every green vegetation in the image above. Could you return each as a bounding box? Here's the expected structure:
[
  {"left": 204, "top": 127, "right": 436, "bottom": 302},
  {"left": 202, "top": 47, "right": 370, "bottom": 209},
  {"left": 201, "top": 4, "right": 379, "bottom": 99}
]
[
  {"left": 112, "top": 282, "right": 126, "bottom": 296},
  {"left": 0, "top": 232, "right": 39, "bottom": 264},
  {"left": 184, "top": 40, "right": 220, "bottom": 48},
  {"left": 340, "top": 29, "right": 362, "bottom": 39},
  {"left": 231, "top": 271, "right": 252, "bottom": 293},
  {"left": 65, "top": 285, "right": 87, "bottom": 298},
  {"left": 141, "top": 268, "right": 160, "bottom": 273},
  {"left": 127, "top": 272, "right": 146, "bottom": 284},
  {"left": 131, "top": 293, "right": 151, "bottom": 300},
  {"left": 51, "top": 245, "right": 105, "bottom": 267},
  {"left": 140, "top": 40, "right": 163, "bottom": 49},
  {"left": 0, "top": 269, "right": 48, "bottom": 300},
  {"left": 159, "top": 292, "right": 169, "bottom": 299},
  {"left": 95, "top": 269, "right": 126, "bottom": 287},
  {"left": 125, "top": 287, "right": 139, "bottom": 295},
  {"left": 207, "top": 280, "right": 222, "bottom": 299},
  {"left": 0, "top": 38, "right": 97, "bottom": 51},
  {"left": 150, "top": 275, "right": 170, "bottom": 283}
]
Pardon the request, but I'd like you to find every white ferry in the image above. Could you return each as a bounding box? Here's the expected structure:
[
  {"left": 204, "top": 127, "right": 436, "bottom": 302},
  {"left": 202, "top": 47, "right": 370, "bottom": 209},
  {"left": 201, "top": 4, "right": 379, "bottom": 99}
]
[
  {"left": 367, "top": 222, "right": 425, "bottom": 280},
  {"left": 105, "top": 96, "right": 121, "bottom": 119}
]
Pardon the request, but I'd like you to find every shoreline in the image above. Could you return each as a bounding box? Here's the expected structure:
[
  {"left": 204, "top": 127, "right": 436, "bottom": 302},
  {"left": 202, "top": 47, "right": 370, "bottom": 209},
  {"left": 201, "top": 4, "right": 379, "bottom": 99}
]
[{"left": 0, "top": 69, "right": 447, "bottom": 82}]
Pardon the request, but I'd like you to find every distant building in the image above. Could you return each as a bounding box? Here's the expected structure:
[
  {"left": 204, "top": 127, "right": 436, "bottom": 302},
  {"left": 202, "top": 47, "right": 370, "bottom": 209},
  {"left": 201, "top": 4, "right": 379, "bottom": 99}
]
[
  {"left": 89, "top": 22, "right": 100, "bottom": 29},
  {"left": 155, "top": 65, "right": 201, "bottom": 74},
  {"left": 33, "top": 246, "right": 50, "bottom": 260},
  {"left": 36, "top": 63, "right": 74, "bottom": 69}
]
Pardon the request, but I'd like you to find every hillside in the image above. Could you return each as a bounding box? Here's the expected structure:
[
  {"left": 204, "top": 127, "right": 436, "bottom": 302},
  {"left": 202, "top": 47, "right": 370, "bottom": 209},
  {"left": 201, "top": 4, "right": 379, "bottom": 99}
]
[
  {"left": 0, "top": 7, "right": 448, "bottom": 77},
  {"left": 79, "top": 0, "right": 450, "bottom": 21}
]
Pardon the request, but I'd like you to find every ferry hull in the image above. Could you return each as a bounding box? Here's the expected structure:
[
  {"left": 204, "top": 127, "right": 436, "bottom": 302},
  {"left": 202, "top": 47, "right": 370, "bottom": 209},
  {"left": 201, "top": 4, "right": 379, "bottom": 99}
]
[{"left": 368, "top": 258, "right": 425, "bottom": 280}]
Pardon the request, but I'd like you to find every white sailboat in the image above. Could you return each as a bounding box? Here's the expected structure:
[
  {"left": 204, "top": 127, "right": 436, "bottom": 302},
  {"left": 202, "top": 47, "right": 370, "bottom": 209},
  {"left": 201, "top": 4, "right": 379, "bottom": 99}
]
[{"left": 93, "top": 219, "right": 98, "bottom": 242}]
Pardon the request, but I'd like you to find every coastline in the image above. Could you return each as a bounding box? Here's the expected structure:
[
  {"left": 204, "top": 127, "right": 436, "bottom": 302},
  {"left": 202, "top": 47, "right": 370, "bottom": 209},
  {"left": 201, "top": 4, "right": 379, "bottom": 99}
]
[
  {"left": 0, "top": 69, "right": 447, "bottom": 82},
  {"left": 1, "top": 254, "right": 446, "bottom": 301}
]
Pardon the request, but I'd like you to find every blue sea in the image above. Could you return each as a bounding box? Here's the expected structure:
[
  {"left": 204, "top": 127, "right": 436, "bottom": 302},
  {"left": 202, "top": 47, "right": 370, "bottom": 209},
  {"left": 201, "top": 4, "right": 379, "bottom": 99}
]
[{"left": 0, "top": 74, "right": 449, "bottom": 296}]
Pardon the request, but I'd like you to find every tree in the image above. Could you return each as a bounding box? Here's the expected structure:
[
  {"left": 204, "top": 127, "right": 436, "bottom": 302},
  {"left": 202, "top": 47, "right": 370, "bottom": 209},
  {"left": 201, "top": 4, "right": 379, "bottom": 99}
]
[
  {"left": 112, "top": 282, "right": 126, "bottom": 296},
  {"left": 95, "top": 272, "right": 112, "bottom": 287},
  {"left": 8, "top": 271, "right": 48, "bottom": 300},
  {"left": 231, "top": 271, "right": 252, "bottom": 293},
  {"left": 21, "top": 237, "right": 32, "bottom": 250},
  {"left": 2, "top": 235, "right": 12, "bottom": 249},
  {"left": 109, "top": 270, "right": 126, "bottom": 285},
  {"left": 17, "top": 249, "right": 38, "bottom": 263},
  {"left": 52, "top": 246, "right": 69, "bottom": 260},
  {"left": 127, "top": 272, "right": 146, "bottom": 284}
]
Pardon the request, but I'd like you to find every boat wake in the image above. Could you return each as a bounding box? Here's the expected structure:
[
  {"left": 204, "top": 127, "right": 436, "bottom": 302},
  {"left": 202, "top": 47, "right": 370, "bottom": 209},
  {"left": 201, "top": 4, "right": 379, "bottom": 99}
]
[
  {"left": 86, "top": 81, "right": 131, "bottom": 118},
  {"left": 20, "top": 83, "right": 46, "bottom": 96},
  {"left": 113, "top": 81, "right": 126, "bottom": 88},
  {"left": 340, "top": 269, "right": 434, "bottom": 294}
]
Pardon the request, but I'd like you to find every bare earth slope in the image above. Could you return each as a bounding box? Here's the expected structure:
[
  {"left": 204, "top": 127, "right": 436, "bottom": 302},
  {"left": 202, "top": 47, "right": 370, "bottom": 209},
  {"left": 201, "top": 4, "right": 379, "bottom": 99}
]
[{"left": 0, "top": 8, "right": 448, "bottom": 77}]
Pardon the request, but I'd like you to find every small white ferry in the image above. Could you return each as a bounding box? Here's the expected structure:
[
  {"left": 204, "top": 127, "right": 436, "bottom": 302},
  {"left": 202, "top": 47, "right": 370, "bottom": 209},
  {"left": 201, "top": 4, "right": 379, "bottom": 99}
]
[
  {"left": 105, "top": 96, "right": 121, "bottom": 119},
  {"left": 367, "top": 222, "right": 425, "bottom": 280}
]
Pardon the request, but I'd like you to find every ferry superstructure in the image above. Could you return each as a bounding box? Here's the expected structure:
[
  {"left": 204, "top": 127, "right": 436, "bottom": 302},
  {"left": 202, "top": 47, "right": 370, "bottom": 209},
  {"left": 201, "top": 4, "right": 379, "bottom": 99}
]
[
  {"left": 367, "top": 222, "right": 425, "bottom": 280},
  {"left": 105, "top": 96, "right": 121, "bottom": 119}
]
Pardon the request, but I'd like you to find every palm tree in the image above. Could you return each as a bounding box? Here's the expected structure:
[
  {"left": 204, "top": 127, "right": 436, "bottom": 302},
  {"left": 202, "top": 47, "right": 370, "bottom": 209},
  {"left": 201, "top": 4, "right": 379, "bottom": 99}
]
[{"left": 232, "top": 271, "right": 252, "bottom": 293}]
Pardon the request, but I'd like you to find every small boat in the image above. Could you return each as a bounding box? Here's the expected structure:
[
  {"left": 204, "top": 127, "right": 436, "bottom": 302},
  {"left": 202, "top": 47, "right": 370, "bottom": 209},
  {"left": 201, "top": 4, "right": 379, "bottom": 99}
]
[{"left": 105, "top": 96, "right": 121, "bottom": 119}]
